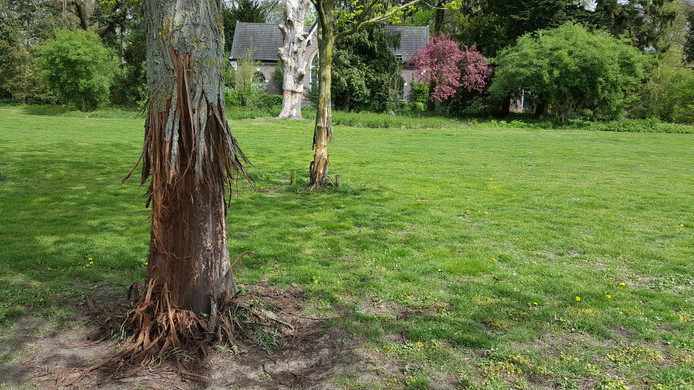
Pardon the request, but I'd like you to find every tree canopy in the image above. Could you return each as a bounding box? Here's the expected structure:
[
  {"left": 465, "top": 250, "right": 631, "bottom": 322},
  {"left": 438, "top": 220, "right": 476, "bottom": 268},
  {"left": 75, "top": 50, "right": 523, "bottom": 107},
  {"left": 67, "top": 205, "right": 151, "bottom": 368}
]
[
  {"left": 37, "top": 28, "right": 119, "bottom": 109},
  {"left": 332, "top": 24, "right": 402, "bottom": 112},
  {"left": 408, "top": 34, "right": 491, "bottom": 102},
  {"left": 489, "top": 22, "right": 651, "bottom": 121}
]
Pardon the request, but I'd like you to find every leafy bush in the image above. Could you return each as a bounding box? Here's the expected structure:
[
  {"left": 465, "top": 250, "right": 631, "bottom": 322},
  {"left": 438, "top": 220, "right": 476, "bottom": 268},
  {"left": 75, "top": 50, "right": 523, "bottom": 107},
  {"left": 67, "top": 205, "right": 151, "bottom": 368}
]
[
  {"left": 225, "top": 88, "right": 241, "bottom": 106},
  {"left": 630, "top": 64, "right": 694, "bottom": 123},
  {"left": 409, "top": 83, "right": 429, "bottom": 105},
  {"left": 490, "top": 22, "right": 651, "bottom": 122},
  {"left": 37, "top": 29, "right": 118, "bottom": 110}
]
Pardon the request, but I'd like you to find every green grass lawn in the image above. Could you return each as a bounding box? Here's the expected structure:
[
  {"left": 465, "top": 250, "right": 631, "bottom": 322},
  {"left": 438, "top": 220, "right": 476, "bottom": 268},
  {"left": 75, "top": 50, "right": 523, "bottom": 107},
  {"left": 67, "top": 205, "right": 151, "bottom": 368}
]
[{"left": 0, "top": 105, "right": 693, "bottom": 389}]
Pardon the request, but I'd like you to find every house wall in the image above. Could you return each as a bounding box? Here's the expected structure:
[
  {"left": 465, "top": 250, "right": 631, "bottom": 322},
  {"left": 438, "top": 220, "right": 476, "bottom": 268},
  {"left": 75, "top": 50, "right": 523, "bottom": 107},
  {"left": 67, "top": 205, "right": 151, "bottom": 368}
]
[{"left": 258, "top": 44, "right": 418, "bottom": 102}]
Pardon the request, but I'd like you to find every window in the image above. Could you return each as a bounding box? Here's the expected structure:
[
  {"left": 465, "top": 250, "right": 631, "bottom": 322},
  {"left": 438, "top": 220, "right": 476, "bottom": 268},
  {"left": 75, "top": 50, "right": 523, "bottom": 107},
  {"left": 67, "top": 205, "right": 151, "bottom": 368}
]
[{"left": 309, "top": 51, "right": 319, "bottom": 83}]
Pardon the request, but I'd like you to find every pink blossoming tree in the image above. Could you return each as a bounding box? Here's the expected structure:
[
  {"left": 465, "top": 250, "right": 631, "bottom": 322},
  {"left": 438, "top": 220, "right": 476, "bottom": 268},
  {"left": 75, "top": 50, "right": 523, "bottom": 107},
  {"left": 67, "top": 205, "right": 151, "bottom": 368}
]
[{"left": 408, "top": 34, "right": 492, "bottom": 102}]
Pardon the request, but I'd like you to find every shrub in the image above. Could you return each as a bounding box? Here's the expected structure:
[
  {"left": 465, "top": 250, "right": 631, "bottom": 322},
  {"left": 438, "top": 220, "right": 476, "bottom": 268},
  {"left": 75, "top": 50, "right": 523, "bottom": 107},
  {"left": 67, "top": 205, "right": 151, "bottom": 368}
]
[
  {"left": 37, "top": 29, "right": 118, "bottom": 110},
  {"left": 490, "top": 23, "right": 651, "bottom": 122}
]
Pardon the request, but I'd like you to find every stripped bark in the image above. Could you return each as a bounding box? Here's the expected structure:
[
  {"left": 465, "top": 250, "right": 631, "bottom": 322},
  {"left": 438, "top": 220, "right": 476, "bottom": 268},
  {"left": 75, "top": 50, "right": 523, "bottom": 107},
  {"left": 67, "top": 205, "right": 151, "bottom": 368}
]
[
  {"left": 133, "top": 0, "right": 249, "bottom": 315},
  {"left": 307, "top": 0, "right": 334, "bottom": 190},
  {"left": 277, "top": 0, "right": 310, "bottom": 120}
]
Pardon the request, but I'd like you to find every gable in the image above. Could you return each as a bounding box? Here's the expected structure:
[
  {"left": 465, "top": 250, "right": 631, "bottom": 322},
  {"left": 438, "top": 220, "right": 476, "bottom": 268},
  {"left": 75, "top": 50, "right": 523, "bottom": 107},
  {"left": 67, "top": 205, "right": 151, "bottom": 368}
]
[{"left": 230, "top": 21, "right": 316, "bottom": 62}]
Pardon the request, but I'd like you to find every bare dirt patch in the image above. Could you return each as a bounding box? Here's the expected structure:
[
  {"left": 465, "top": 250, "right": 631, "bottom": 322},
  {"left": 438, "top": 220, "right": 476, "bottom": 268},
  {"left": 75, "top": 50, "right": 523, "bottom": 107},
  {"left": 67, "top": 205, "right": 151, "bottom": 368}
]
[{"left": 0, "top": 281, "right": 404, "bottom": 389}]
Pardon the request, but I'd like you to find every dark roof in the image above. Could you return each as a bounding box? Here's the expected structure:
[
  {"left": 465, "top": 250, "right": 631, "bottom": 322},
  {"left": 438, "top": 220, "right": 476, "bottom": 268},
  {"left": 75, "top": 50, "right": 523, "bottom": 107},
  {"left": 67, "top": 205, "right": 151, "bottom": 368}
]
[
  {"left": 384, "top": 25, "right": 429, "bottom": 62},
  {"left": 230, "top": 22, "right": 317, "bottom": 62},
  {"left": 230, "top": 22, "right": 429, "bottom": 63}
]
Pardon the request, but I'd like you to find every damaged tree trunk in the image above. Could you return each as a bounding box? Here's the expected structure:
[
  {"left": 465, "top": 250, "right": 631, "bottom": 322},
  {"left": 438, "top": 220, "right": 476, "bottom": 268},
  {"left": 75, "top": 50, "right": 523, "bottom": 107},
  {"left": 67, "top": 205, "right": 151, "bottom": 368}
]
[
  {"left": 277, "top": 0, "right": 310, "bottom": 120},
  {"left": 307, "top": 0, "right": 334, "bottom": 190},
  {"left": 138, "top": 0, "right": 249, "bottom": 315}
]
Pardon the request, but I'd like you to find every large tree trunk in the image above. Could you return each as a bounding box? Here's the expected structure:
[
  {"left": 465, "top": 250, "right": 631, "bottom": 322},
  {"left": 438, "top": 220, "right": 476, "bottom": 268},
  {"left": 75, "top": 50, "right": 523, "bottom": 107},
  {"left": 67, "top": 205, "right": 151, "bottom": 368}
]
[
  {"left": 308, "top": 10, "right": 334, "bottom": 190},
  {"left": 141, "top": 0, "right": 249, "bottom": 314},
  {"left": 277, "top": 0, "right": 309, "bottom": 120}
]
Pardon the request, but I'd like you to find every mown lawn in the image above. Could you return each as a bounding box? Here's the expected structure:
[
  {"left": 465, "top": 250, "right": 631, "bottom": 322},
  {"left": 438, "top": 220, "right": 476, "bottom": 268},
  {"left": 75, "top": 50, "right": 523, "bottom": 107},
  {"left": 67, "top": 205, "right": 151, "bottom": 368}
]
[{"left": 0, "top": 105, "right": 693, "bottom": 389}]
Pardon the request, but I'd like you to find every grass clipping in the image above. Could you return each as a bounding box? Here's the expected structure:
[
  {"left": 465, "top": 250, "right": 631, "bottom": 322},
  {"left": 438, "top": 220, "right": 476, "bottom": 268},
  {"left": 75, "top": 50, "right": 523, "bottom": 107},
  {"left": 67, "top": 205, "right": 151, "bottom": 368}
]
[{"left": 66, "top": 278, "right": 293, "bottom": 383}]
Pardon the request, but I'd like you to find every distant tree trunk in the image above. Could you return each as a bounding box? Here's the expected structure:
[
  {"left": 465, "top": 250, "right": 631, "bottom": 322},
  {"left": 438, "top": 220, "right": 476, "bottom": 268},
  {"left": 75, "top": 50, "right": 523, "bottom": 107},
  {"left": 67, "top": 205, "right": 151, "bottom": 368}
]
[
  {"left": 308, "top": 1, "right": 334, "bottom": 190},
  {"left": 120, "top": 23, "right": 127, "bottom": 66},
  {"left": 434, "top": 0, "right": 445, "bottom": 35},
  {"left": 72, "top": 0, "right": 90, "bottom": 31},
  {"left": 277, "top": 0, "right": 309, "bottom": 119},
  {"left": 534, "top": 93, "right": 548, "bottom": 119},
  {"left": 140, "top": 0, "right": 249, "bottom": 314}
]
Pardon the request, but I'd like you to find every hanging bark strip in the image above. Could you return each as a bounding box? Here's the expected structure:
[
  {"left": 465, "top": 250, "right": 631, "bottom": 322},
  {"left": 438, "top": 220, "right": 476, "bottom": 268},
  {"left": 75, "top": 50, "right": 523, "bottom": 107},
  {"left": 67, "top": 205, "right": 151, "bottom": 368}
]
[{"left": 141, "top": 46, "right": 250, "bottom": 315}]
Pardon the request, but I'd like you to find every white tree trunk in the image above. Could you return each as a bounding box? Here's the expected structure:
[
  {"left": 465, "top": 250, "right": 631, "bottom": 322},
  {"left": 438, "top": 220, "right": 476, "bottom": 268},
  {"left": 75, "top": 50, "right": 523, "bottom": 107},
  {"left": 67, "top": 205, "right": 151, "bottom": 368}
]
[{"left": 277, "top": 0, "right": 309, "bottom": 119}]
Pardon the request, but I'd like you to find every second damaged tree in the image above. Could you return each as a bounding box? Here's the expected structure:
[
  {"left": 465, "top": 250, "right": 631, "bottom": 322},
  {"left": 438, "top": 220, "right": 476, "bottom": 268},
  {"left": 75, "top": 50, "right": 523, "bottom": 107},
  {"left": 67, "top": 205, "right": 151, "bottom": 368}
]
[{"left": 277, "top": 0, "right": 310, "bottom": 119}]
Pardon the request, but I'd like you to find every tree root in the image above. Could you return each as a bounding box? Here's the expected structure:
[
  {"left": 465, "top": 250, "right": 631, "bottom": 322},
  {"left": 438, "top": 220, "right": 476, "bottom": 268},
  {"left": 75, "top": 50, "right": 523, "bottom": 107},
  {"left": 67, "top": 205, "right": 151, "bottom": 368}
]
[{"left": 61, "top": 279, "right": 293, "bottom": 387}]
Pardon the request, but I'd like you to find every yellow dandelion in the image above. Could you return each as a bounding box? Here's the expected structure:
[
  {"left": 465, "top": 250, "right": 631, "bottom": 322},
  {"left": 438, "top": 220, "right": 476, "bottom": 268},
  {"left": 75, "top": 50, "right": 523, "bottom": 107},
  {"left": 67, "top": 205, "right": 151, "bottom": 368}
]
[
  {"left": 88, "top": 257, "right": 93, "bottom": 261},
  {"left": 575, "top": 296, "right": 581, "bottom": 302},
  {"left": 467, "top": 209, "right": 471, "bottom": 212},
  {"left": 314, "top": 280, "right": 318, "bottom": 284},
  {"left": 489, "top": 177, "right": 494, "bottom": 180},
  {"left": 328, "top": 247, "right": 331, "bottom": 251},
  {"left": 492, "top": 258, "right": 497, "bottom": 262},
  {"left": 406, "top": 295, "right": 411, "bottom": 299},
  {"left": 544, "top": 245, "right": 548, "bottom": 248},
  {"left": 47, "top": 267, "right": 51, "bottom": 271},
  {"left": 513, "top": 194, "right": 516, "bottom": 197},
  {"left": 532, "top": 261, "right": 537, "bottom": 264},
  {"left": 606, "top": 294, "right": 612, "bottom": 299},
  {"left": 533, "top": 302, "right": 538, "bottom": 306},
  {"left": 144, "top": 262, "right": 148, "bottom": 266},
  {"left": 559, "top": 318, "right": 564, "bottom": 322},
  {"left": 680, "top": 224, "right": 684, "bottom": 227},
  {"left": 484, "top": 211, "right": 488, "bottom": 214},
  {"left": 620, "top": 282, "right": 626, "bottom": 286},
  {"left": 341, "top": 205, "right": 344, "bottom": 207},
  {"left": 89, "top": 261, "right": 93, "bottom": 265},
  {"left": 40, "top": 299, "right": 44, "bottom": 302}
]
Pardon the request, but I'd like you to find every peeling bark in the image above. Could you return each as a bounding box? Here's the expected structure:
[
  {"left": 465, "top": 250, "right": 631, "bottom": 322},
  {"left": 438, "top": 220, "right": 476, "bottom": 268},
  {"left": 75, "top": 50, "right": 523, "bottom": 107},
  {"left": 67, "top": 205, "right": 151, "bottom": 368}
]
[
  {"left": 277, "top": 0, "right": 310, "bottom": 120},
  {"left": 308, "top": 5, "right": 334, "bottom": 190},
  {"left": 136, "top": 0, "right": 249, "bottom": 314}
]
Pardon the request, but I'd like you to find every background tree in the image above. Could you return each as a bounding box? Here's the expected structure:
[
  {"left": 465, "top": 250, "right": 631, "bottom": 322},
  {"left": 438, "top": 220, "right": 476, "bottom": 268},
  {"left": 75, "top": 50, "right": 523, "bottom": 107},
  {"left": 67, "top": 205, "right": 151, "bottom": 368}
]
[
  {"left": 407, "top": 34, "right": 491, "bottom": 102},
  {"left": 592, "top": 0, "right": 677, "bottom": 56},
  {"left": 683, "top": 7, "right": 694, "bottom": 63},
  {"left": 135, "top": 0, "right": 249, "bottom": 316},
  {"left": 451, "top": 0, "right": 590, "bottom": 58},
  {"left": 308, "top": 0, "right": 419, "bottom": 190},
  {"left": 489, "top": 22, "right": 650, "bottom": 122},
  {"left": 222, "top": 0, "right": 268, "bottom": 54},
  {"left": 332, "top": 24, "right": 402, "bottom": 112},
  {"left": 277, "top": 0, "right": 309, "bottom": 119},
  {"left": 37, "top": 28, "right": 119, "bottom": 109},
  {"left": 235, "top": 47, "right": 266, "bottom": 106},
  {"left": 0, "top": 1, "right": 28, "bottom": 101}
]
